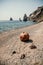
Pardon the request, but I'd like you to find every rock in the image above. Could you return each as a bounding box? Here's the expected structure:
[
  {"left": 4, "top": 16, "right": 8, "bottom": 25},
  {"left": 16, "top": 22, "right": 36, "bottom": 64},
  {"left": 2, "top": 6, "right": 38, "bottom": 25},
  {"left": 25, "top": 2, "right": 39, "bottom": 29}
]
[
  {"left": 12, "top": 51, "right": 16, "bottom": 55},
  {"left": 23, "top": 14, "right": 27, "bottom": 21},
  {"left": 20, "top": 32, "right": 29, "bottom": 41},
  {"left": 33, "top": 20, "right": 36, "bottom": 22},
  {"left": 10, "top": 17, "right": 13, "bottom": 21},
  {"left": 30, "top": 44, "right": 37, "bottom": 49},
  {"left": 20, "top": 54, "right": 25, "bottom": 59},
  {"left": 19, "top": 18, "right": 22, "bottom": 22},
  {"left": 29, "top": 6, "right": 43, "bottom": 22}
]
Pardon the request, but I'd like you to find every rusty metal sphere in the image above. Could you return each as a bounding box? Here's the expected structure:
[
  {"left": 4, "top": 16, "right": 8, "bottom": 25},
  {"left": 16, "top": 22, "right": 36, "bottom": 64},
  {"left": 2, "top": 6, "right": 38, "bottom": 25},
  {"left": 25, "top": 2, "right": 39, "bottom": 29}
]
[{"left": 20, "top": 32, "right": 29, "bottom": 41}]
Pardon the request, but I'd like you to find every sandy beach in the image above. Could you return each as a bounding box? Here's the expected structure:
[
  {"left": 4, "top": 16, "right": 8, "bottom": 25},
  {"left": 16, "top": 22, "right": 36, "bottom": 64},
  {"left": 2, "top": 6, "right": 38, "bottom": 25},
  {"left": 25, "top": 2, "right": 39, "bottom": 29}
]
[{"left": 0, "top": 22, "right": 43, "bottom": 65}]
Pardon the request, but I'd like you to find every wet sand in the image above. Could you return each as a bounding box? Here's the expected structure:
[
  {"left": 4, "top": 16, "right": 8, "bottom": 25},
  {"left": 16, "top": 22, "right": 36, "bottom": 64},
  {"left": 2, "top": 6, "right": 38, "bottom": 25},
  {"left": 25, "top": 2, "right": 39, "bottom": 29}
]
[{"left": 0, "top": 22, "right": 43, "bottom": 65}]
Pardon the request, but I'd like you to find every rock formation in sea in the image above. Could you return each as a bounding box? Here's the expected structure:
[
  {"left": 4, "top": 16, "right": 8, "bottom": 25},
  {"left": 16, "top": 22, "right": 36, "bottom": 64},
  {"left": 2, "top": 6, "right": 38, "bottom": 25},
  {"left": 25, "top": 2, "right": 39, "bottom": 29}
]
[
  {"left": 28, "top": 6, "right": 43, "bottom": 22},
  {"left": 10, "top": 17, "right": 13, "bottom": 21},
  {"left": 23, "top": 14, "right": 27, "bottom": 21},
  {"left": 19, "top": 18, "right": 22, "bottom": 22}
]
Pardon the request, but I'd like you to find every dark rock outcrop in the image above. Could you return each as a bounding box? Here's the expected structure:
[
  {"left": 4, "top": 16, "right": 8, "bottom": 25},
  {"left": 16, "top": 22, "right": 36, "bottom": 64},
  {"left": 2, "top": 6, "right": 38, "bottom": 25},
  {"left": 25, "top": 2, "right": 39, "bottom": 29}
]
[
  {"left": 10, "top": 17, "right": 13, "bottom": 21},
  {"left": 23, "top": 14, "right": 27, "bottom": 21},
  {"left": 29, "top": 6, "right": 43, "bottom": 22}
]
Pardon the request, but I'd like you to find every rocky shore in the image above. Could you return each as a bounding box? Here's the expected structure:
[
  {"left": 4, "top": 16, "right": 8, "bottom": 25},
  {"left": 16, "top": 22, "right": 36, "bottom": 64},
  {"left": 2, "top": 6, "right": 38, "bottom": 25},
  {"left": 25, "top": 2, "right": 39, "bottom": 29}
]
[
  {"left": 29, "top": 6, "right": 43, "bottom": 22},
  {"left": 0, "top": 21, "right": 43, "bottom": 65}
]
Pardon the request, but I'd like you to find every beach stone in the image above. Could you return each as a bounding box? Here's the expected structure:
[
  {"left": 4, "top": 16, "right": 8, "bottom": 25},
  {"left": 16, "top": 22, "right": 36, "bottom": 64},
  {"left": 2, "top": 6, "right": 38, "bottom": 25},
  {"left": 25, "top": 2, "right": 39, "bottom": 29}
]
[
  {"left": 30, "top": 44, "right": 37, "bottom": 49},
  {"left": 20, "top": 54, "right": 25, "bottom": 59},
  {"left": 20, "top": 32, "right": 29, "bottom": 41},
  {"left": 12, "top": 51, "right": 16, "bottom": 55}
]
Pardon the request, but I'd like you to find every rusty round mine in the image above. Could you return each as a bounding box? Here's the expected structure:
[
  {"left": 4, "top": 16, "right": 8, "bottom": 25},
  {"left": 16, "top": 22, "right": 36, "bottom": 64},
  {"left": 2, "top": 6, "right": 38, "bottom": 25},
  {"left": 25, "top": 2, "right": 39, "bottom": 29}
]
[{"left": 20, "top": 32, "right": 29, "bottom": 42}]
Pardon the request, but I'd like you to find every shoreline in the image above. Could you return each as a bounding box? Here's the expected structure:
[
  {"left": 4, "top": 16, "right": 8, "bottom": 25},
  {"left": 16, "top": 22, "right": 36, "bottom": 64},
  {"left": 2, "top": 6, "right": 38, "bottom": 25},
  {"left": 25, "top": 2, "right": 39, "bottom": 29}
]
[
  {"left": 0, "top": 20, "right": 38, "bottom": 33},
  {"left": 0, "top": 21, "right": 38, "bottom": 34}
]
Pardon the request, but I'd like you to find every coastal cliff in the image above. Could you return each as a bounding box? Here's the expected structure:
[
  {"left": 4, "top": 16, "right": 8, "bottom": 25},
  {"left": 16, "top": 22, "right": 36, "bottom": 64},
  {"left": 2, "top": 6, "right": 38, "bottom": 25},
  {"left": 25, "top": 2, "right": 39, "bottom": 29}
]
[{"left": 29, "top": 6, "right": 43, "bottom": 22}]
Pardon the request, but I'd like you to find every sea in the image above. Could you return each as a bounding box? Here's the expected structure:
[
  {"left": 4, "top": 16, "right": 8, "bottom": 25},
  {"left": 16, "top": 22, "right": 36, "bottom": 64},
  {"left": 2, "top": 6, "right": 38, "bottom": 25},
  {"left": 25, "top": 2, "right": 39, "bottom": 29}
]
[{"left": 0, "top": 20, "right": 37, "bottom": 32}]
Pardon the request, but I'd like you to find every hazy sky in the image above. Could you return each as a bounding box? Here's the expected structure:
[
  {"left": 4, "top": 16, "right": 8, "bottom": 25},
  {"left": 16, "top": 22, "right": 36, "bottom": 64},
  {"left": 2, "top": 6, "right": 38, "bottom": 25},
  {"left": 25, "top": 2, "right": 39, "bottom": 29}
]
[{"left": 0, "top": 0, "right": 43, "bottom": 20}]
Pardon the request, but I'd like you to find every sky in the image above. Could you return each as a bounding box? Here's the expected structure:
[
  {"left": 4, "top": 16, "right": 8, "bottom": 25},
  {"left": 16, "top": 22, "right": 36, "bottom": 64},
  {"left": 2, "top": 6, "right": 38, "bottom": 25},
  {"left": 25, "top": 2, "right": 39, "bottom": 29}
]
[{"left": 0, "top": 0, "right": 43, "bottom": 20}]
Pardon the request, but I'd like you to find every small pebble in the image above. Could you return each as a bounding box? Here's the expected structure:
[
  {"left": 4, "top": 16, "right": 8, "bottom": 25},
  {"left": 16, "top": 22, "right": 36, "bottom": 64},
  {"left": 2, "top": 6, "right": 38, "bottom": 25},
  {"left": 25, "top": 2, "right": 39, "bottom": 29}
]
[
  {"left": 30, "top": 44, "right": 37, "bottom": 49},
  {"left": 20, "top": 54, "right": 25, "bottom": 59},
  {"left": 12, "top": 51, "right": 16, "bottom": 54}
]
